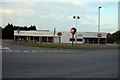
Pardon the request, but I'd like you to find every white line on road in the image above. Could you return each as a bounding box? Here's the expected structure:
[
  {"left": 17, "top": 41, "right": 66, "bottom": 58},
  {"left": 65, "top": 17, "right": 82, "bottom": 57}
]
[
  {"left": 14, "top": 50, "right": 21, "bottom": 52},
  {"left": 39, "top": 50, "right": 45, "bottom": 52},
  {"left": 47, "top": 50, "right": 53, "bottom": 52},
  {"left": 52, "top": 50, "right": 58, "bottom": 52},
  {"left": 65, "top": 51, "right": 71, "bottom": 52},
  {"left": 2, "top": 50, "right": 74, "bottom": 53},
  {"left": 0, "top": 50, "right": 2, "bottom": 53},
  {"left": 23, "top": 50, "right": 29, "bottom": 53},
  {"left": 32, "top": 51, "right": 37, "bottom": 53},
  {"left": 5, "top": 50, "right": 13, "bottom": 52},
  {"left": 59, "top": 50, "right": 65, "bottom": 52}
]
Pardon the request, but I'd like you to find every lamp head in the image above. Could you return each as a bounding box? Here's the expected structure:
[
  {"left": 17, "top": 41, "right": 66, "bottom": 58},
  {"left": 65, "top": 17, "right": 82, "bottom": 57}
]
[
  {"left": 99, "top": 6, "right": 102, "bottom": 8},
  {"left": 73, "top": 16, "right": 76, "bottom": 19}
]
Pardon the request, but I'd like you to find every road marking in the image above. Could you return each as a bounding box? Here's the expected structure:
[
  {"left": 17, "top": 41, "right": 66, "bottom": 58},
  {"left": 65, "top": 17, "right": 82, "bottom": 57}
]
[
  {"left": 1, "top": 50, "right": 74, "bottom": 53},
  {"left": 0, "top": 47, "right": 10, "bottom": 50},
  {"left": 23, "top": 50, "right": 29, "bottom": 53},
  {"left": 47, "top": 50, "right": 52, "bottom": 52},
  {"left": 5, "top": 50, "right": 13, "bottom": 52},
  {"left": 7, "top": 50, "right": 13, "bottom": 52},
  {"left": 39, "top": 50, "right": 45, "bottom": 52},
  {"left": 32, "top": 51, "right": 37, "bottom": 53},
  {"left": 14, "top": 50, "right": 21, "bottom": 52},
  {"left": 52, "top": 50, "right": 58, "bottom": 52},
  {"left": 0, "top": 50, "right": 2, "bottom": 53},
  {"left": 66, "top": 51, "right": 71, "bottom": 52},
  {"left": 59, "top": 50, "right": 64, "bottom": 52}
]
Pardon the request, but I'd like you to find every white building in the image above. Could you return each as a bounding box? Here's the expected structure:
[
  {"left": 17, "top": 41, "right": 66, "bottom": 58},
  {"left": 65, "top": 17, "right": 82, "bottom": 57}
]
[{"left": 14, "top": 30, "right": 107, "bottom": 44}]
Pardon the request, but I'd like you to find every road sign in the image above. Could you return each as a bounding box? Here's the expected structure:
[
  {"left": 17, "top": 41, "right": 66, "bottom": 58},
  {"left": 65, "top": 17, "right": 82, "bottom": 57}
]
[
  {"left": 57, "top": 32, "right": 62, "bottom": 36},
  {"left": 97, "top": 33, "right": 102, "bottom": 38},
  {"left": 70, "top": 27, "right": 76, "bottom": 35}
]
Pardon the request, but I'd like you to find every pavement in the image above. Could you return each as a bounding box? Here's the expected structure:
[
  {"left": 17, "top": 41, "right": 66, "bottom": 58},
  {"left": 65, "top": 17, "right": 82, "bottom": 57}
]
[{"left": 1, "top": 40, "right": 118, "bottom": 78}]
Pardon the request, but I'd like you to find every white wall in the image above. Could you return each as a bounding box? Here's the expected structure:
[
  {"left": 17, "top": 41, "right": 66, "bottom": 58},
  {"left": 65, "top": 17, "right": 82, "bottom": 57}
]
[
  {"left": 60, "top": 32, "right": 83, "bottom": 44},
  {"left": 80, "top": 32, "right": 107, "bottom": 38},
  {"left": 14, "top": 30, "right": 55, "bottom": 37}
]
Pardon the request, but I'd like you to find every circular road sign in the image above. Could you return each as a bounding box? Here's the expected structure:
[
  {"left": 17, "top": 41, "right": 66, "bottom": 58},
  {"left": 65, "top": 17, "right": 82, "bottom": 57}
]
[
  {"left": 70, "top": 27, "right": 76, "bottom": 35},
  {"left": 97, "top": 33, "right": 102, "bottom": 38},
  {"left": 57, "top": 32, "right": 62, "bottom": 36}
]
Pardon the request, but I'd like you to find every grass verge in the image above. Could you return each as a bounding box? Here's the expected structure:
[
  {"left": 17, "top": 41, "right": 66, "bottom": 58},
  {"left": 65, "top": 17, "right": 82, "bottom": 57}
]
[{"left": 20, "top": 42, "right": 118, "bottom": 49}]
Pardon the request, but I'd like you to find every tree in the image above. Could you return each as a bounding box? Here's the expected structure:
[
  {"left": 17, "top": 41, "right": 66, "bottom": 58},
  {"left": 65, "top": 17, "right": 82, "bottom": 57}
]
[
  {"left": 2, "top": 23, "right": 14, "bottom": 39},
  {"left": 106, "top": 30, "right": 120, "bottom": 44},
  {"left": 13, "top": 26, "right": 19, "bottom": 30},
  {"left": 28, "top": 25, "right": 36, "bottom": 30},
  {"left": 106, "top": 33, "right": 115, "bottom": 43},
  {"left": 112, "top": 30, "right": 120, "bottom": 43},
  {"left": 2, "top": 23, "right": 37, "bottom": 39}
]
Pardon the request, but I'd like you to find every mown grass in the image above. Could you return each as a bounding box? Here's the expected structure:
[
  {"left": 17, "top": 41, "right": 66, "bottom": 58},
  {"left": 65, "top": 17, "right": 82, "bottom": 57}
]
[{"left": 20, "top": 42, "right": 118, "bottom": 49}]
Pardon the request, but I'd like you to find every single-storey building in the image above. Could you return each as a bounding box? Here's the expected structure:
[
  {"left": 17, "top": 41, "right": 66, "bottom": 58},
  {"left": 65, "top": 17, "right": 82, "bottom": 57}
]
[{"left": 14, "top": 30, "right": 107, "bottom": 44}]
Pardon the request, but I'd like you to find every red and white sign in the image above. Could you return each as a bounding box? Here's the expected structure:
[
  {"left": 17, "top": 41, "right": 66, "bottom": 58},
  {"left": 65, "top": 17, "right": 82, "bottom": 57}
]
[
  {"left": 57, "top": 32, "right": 62, "bottom": 36},
  {"left": 97, "top": 33, "right": 102, "bottom": 38},
  {"left": 70, "top": 27, "right": 76, "bottom": 35}
]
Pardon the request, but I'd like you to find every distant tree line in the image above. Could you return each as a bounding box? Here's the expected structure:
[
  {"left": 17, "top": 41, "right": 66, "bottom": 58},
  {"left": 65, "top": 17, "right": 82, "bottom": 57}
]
[
  {"left": 1, "top": 23, "right": 37, "bottom": 39},
  {"left": 106, "top": 30, "right": 120, "bottom": 44}
]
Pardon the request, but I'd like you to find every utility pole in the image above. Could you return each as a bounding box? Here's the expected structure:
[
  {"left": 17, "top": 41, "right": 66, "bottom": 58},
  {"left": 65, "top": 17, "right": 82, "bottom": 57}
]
[
  {"left": 73, "top": 16, "right": 80, "bottom": 45},
  {"left": 98, "top": 6, "right": 102, "bottom": 45}
]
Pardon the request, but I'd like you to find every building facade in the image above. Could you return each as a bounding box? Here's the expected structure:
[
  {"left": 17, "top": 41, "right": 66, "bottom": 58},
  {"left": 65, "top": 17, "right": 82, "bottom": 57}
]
[{"left": 14, "top": 30, "right": 107, "bottom": 44}]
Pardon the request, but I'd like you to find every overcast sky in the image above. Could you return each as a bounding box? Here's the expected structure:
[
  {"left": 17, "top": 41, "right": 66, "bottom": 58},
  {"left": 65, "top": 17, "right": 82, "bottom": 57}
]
[{"left": 0, "top": 0, "right": 119, "bottom": 33}]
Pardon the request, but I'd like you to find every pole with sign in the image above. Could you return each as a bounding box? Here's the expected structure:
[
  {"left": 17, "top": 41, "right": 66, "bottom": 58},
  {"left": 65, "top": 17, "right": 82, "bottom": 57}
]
[
  {"left": 57, "top": 32, "right": 62, "bottom": 44},
  {"left": 53, "top": 28, "right": 56, "bottom": 43},
  {"left": 70, "top": 27, "right": 76, "bottom": 46},
  {"left": 97, "top": 33, "right": 102, "bottom": 44},
  {"left": 17, "top": 29, "right": 20, "bottom": 43}
]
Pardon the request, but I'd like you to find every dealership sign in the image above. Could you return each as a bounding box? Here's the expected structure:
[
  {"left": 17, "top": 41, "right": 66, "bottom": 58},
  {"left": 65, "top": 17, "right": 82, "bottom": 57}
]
[
  {"left": 57, "top": 32, "right": 62, "bottom": 36},
  {"left": 97, "top": 33, "right": 102, "bottom": 38},
  {"left": 70, "top": 27, "right": 76, "bottom": 35}
]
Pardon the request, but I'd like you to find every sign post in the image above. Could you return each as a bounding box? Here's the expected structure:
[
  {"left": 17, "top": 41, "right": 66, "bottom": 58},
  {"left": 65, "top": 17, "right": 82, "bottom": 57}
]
[
  {"left": 53, "top": 28, "right": 56, "bottom": 43},
  {"left": 97, "top": 33, "right": 102, "bottom": 44},
  {"left": 17, "top": 29, "right": 20, "bottom": 43},
  {"left": 72, "top": 35, "right": 74, "bottom": 46},
  {"left": 70, "top": 27, "right": 76, "bottom": 46},
  {"left": 57, "top": 32, "right": 62, "bottom": 44}
]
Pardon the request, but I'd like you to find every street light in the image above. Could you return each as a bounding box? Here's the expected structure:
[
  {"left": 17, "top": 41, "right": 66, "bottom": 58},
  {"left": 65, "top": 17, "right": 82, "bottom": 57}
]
[
  {"left": 98, "top": 6, "right": 102, "bottom": 45},
  {"left": 73, "top": 16, "right": 80, "bottom": 45}
]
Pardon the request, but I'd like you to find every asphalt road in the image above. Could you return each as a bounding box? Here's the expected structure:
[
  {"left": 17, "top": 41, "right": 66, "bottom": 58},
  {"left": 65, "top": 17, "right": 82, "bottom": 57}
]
[{"left": 2, "top": 41, "right": 118, "bottom": 78}]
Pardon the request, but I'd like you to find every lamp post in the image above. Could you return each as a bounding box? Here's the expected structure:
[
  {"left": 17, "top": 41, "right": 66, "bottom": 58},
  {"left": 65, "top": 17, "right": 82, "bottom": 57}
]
[
  {"left": 73, "top": 16, "right": 80, "bottom": 45},
  {"left": 53, "top": 28, "right": 56, "bottom": 43},
  {"left": 98, "top": 6, "right": 102, "bottom": 45}
]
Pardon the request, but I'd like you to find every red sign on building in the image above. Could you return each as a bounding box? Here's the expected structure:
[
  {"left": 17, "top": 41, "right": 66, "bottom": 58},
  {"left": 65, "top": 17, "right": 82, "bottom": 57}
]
[
  {"left": 97, "top": 33, "right": 102, "bottom": 38},
  {"left": 57, "top": 32, "right": 62, "bottom": 36},
  {"left": 70, "top": 27, "right": 76, "bottom": 35}
]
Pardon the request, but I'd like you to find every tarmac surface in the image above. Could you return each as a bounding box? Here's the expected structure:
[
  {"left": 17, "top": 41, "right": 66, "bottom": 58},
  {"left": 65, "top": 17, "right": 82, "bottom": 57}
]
[{"left": 2, "top": 40, "right": 118, "bottom": 78}]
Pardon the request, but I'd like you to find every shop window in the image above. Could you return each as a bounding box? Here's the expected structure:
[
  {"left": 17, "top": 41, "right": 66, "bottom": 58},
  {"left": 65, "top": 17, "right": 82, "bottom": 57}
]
[
  {"left": 77, "top": 39, "right": 83, "bottom": 42},
  {"left": 70, "top": 38, "right": 75, "bottom": 41}
]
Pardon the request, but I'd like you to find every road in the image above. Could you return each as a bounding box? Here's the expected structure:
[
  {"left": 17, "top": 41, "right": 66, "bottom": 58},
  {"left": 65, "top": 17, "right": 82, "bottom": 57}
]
[{"left": 2, "top": 41, "right": 118, "bottom": 78}]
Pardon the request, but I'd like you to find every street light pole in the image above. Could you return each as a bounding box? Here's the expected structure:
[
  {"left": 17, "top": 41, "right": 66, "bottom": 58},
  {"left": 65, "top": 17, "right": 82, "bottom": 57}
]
[
  {"left": 53, "top": 28, "right": 56, "bottom": 43},
  {"left": 73, "top": 16, "right": 80, "bottom": 45},
  {"left": 98, "top": 6, "right": 102, "bottom": 45}
]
